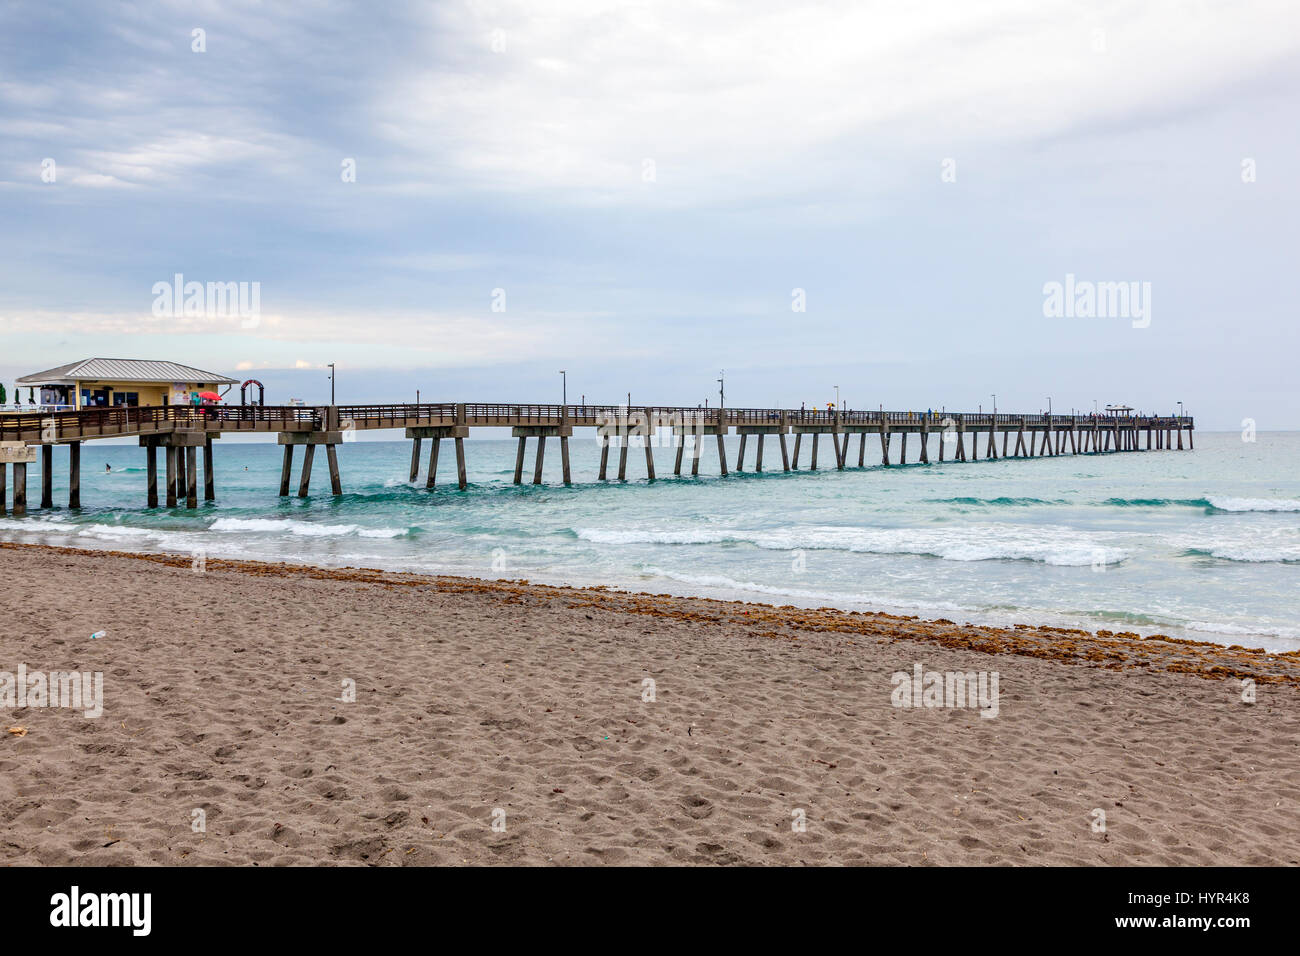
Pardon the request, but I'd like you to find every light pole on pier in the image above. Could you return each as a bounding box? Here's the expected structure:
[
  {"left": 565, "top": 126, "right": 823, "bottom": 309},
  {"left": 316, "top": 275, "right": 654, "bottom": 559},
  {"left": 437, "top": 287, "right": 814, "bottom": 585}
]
[
  {"left": 1178, "top": 400, "right": 1184, "bottom": 419},
  {"left": 991, "top": 394, "right": 996, "bottom": 414},
  {"left": 327, "top": 363, "right": 335, "bottom": 405},
  {"left": 1047, "top": 395, "right": 1052, "bottom": 416},
  {"left": 834, "top": 385, "right": 840, "bottom": 411},
  {"left": 717, "top": 370, "right": 725, "bottom": 409},
  {"left": 559, "top": 370, "right": 566, "bottom": 406}
]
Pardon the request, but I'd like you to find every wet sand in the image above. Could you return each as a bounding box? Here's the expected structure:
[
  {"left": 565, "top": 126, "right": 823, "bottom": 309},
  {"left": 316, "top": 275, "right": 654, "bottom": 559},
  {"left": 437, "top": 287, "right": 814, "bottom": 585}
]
[{"left": 1, "top": 541, "right": 1297, "bottom": 865}]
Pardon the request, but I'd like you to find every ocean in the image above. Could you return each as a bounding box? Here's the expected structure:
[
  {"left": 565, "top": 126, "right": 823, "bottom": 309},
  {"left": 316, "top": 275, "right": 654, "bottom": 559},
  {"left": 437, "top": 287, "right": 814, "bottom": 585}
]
[{"left": 2, "top": 429, "right": 1297, "bottom": 652}]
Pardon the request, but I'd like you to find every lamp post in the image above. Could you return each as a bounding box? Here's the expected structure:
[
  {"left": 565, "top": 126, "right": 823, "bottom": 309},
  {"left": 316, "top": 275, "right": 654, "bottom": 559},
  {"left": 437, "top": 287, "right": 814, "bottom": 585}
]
[
  {"left": 559, "top": 370, "right": 566, "bottom": 406},
  {"left": 327, "top": 363, "right": 335, "bottom": 405},
  {"left": 991, "top": 393, "right": 996, "bottom": 415},
  {"left": 717, "top": 369, "right": 725, "bottom": 409},
  {"left": 1047, "top": 396, "right": 1052, "bottom": 416},
  {"left": 834, "top": 385, "right": 840, "bottom": 411},
  {"left": 1178, "top": 400, "right": 1184, "bottom": 420}
]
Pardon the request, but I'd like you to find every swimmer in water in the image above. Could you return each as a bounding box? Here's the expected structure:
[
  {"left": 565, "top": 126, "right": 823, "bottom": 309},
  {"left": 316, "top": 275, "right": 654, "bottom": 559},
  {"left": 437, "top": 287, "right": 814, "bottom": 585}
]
[{"left": 105, "top": 463, "right": 111, "bottom": 473}]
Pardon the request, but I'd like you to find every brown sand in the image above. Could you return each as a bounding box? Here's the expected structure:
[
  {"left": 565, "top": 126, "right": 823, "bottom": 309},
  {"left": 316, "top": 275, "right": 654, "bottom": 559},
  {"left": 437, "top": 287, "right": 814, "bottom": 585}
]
[{"left": 1, "top": 541, "right": 1297, "bottom": 866}]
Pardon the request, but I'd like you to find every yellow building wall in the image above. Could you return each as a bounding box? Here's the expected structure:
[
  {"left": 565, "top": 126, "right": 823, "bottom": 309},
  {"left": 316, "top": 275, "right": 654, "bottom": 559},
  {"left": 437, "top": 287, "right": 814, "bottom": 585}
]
[{"left": 73, "top": 381, "right": 224, "bottom": 409}]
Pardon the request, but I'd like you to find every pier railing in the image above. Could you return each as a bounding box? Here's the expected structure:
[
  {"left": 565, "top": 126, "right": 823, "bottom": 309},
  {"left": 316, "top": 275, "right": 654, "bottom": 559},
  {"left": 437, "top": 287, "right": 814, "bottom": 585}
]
[{"left": 0, "top": 400, "right": 1195, "bottom": 443}]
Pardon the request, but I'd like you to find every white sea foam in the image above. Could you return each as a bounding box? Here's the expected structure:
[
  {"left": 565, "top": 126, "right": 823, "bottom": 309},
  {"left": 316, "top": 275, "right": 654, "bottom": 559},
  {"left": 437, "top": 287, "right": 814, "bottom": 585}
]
[
  {"left": 0, "top": 517, "right": 75, "bottom": 534},
  {"left": 578, "top": 524, "right": 1126, "bottom": 567},
  {"left": 208, "top": 517, "right": 411, "bottom": 538},
  {"left": 1207, "top": 496, "right": 1300, "bottom": 513},
  {"left": 640, "top": 566, "right": 972, "bottom": 612},
  {"left": 78, "top": 524, "right": 159, "bottom": 539}
]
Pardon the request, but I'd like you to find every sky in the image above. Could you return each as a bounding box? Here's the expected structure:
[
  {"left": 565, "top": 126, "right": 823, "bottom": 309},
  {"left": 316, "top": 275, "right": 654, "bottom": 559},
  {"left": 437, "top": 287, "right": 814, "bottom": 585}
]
[{"left": 1, "top": 0, "right": 1298, "bottom": 429}]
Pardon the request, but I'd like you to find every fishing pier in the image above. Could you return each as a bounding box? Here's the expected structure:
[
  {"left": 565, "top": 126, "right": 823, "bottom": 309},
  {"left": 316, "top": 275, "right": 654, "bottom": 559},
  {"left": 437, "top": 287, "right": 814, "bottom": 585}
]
[{"left": 0, "top": 403, "right": 1194, "bottom": 514}]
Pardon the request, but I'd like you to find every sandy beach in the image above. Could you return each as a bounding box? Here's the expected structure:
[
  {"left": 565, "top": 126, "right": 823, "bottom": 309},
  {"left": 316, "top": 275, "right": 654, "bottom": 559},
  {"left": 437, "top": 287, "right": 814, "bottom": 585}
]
[{"left": 1, "top": 540, "right": 1297, "bottom": 866}]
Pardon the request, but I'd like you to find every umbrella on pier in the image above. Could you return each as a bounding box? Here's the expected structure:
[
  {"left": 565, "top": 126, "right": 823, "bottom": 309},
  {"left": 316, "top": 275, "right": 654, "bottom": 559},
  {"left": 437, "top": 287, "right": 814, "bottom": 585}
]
[{"left": 198, "top": 391, "right": 222, "bottom": 402}]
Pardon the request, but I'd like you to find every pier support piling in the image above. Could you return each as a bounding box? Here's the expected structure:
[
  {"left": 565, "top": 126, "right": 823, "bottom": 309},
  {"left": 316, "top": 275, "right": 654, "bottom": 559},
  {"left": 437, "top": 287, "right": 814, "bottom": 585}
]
[
  {"left": 326, "top": 445, "right": 342, "bottom": 495},
  {"left": 279, "top": 445, "right": 294, "bottom": 497},
  {"left": 409, "top": 437, "right": 422, "bottom": 483},
  {"left": 561, "top": 436, "right": 572, "bottom": 485},
  {"left": 68, "top": 441, "right": 81, "bottom": 508},
  {"left": 41, "top": 444, "right": 53, "bottom": 509},
  {"left": 185, "top": 445, "right": 198, "bottom": 508},
  {"left": 533, "top": 435, "right": 547, "bottom": 484},
  {"left": 455, "top": 436, "right": 467, "bottom": 490},
  {"left": 716, "top": 433, "right": 728, "bottom": 476},
  {"left": 166, "top": 446, "right": 179, "bottom": 507},
  {"left": 426, "top": 438, "right": 441, "bottom": 489},
  {"left": 13, "top": 463, "right": 26, "bottom": 516},
  {"left": 203, "top": 437, "right": 215, "bottom": 501},
  {"left": 298, "top": 444, "right": 315, "bottom": 498}
]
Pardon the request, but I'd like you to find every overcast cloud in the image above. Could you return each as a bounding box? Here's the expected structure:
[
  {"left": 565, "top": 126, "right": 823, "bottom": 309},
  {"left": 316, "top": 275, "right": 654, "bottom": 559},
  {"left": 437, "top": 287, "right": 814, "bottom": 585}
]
[{"left": 2, "top": 1, "right": 1297, "bottom": 427}]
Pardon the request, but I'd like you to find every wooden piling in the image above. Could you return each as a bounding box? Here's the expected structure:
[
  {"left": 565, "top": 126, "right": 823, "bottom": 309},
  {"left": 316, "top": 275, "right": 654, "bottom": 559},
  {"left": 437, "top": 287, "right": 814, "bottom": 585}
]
[
  {"left": 899, "top": 432, "right": 907, "bottom": 465},
  {"left": 643, "top": 438, "right": 655, "bottom": 480},
  {"left": 599, "top": 437, "right": 610, "bottom": 480},
  {"left": 425, "top": 438, "right": 441, "bottom": 488},
  {"left": 561, "top": 436, "right": 572, "bottom": 484},
  {"left": 40, "top": 444, "right": 53, "bottom": 512},
  {"left": 674, "top": 437, "right": 685, "bottom": 476},
  {"left": 534, "top": 435, "right": 546, "bottom": 484},
  {"left": 68, "top": 441, "right": 81, "bottom": 508},
  {"left": 322, "top": 444, "right": 340, "bottom": 495},
  {"left": 736, "top": 434, "right": 747, "bottom": 472},
  {"left": 780, "top": 433, "right": 790, "bottom": 471},
  {"left": 203, "top": 437, "right": 215, "bottom": 501},
  {"left": 279, "top": 444, "right": 294, "bottom": 497},
  {"left": 13, "top": 462, "right": 26, "bottom": 516},
  {"left": 716, "top": 433, "right": 728, "bottom": 476},
  {"left": 920, "top": 424, "right": 930, "bottom": 464},
  {"left": 167, "top": 446, "right": 178, "bottom": 507},
  {"left": 618, "top": 437, "right": 629, "bottom": 481},
  {"left": 755, "top": 434, "right": 765, "bottom": 473},
  {"left": 409, "top": 437, "right": 422, "bottom": 483},
  {"left": 185, "top": 445, "right": 198, "bottom": 508},
  {"left": 880, "top": 421, "right": 890, "bottom": 465},
  {"left": 298, "top": 444, "right": 315, "bottom": 498},
  {"left": 792, "top": 433, "right": 802, "bottom": 469},
  {"left": 810, "top": 433, "right": 819, "bottom": 471}
]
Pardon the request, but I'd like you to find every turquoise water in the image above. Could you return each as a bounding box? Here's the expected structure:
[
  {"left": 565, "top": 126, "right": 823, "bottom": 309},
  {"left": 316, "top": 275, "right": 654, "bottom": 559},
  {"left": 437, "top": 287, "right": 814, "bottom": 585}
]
[{"left": 3, "top": 430, "right": 1297, "bottom": 652}]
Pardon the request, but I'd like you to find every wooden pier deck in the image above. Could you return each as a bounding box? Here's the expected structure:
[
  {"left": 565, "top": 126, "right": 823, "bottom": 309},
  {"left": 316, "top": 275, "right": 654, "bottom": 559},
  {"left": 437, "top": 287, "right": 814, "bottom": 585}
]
[{"left": 0, "top": 403, "right": 1194, "bottom": 513}]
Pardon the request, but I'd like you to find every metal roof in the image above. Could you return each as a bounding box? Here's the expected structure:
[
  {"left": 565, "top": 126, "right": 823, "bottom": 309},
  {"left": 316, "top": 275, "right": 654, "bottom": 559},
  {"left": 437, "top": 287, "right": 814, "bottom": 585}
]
[{"left": 16, "top": 358, "right": 239, "bottom": 386}]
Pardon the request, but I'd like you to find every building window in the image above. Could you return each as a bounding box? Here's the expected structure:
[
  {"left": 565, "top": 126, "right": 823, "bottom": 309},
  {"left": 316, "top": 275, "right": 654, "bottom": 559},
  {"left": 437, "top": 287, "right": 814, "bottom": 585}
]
[{"left": 112, "top": 392, "right": 140, "bottom": 407}]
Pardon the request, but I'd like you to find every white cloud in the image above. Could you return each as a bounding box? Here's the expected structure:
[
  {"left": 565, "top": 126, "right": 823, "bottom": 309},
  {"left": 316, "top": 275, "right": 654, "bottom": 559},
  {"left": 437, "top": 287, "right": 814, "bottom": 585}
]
[{"left": 370, "top": 0, "right": 1300, "bottom": 203}]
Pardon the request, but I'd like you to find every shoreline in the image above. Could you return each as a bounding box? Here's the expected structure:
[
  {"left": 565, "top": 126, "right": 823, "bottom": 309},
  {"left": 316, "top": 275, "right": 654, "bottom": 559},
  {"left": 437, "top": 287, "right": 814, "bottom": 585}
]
[
  {"left": 1, "top": 529, "right": 1293, "bottom": 655},
  {"left": 2, "top": 540, "right": 1297, "bottom": 865},
  {"left": 3, "top": 540, "right": 1298, "bottom": 682}
]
